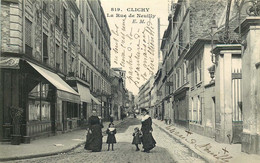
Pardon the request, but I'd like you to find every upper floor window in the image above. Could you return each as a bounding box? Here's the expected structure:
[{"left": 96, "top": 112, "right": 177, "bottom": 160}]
[
  {"left": 63, "top": 7, "right": 67, "bottom": 33},
  {"left": 71, "top": 18, "right": 74, "bottom": 42},
  {"left": 25, "top": 18, "right": 32, "bottom": 56},
  {"left": 43, "top": 33, "right": 49, "bottom": 63},
  {"left": 80, "top": 30, "right": 85, "bottom": 54},
  {"left": 43, "top": 1, "right": 47, "bottom": 13},
  {"left": 55, "top": 1, "right": 60, "bottom": 26},
  {"left": 178, "top": 29, "right": 183, "bottom": 56},
  {"left": 56, "top": 44, "right": 60, "bottom": 70}
]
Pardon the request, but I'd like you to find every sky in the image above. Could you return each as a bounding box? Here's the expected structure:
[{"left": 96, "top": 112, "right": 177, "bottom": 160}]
[{"left": 100, "top": 0, "right": 171, "bottom": 95}]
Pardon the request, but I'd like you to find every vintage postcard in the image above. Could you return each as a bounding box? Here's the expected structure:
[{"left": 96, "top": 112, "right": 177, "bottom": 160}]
[{"left": 0, "top": 0, "right": 260, "bottom": 162}]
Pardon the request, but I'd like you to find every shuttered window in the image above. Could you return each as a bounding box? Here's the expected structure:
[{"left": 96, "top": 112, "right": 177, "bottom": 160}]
[
  {"left": 43, "top": 33, "right": 48, "bottom": 62},
  {"left": 25, "top": 18, "right": 32, "bottom": 56}
]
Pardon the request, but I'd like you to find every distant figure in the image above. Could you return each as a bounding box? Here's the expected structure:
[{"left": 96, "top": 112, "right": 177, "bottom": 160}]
[
  {"left": 121, "top": 113, "right": 126, "bottom": 121},
  {"left": 106, "top": 123, "right": 117, "bottom": 151},
  {"left": 84, "top": 110, "right": 103, "bottom": 152},
  {"left": 134, "top": 113, "right": 137, "bottom": 118},
  {"left": 141, "top": 108, "right": 156, "bottom": 153},
  {"left": 132, "top": 127, "right": 142, "bottom": 151},
  {"left": 110, "top": 114, "right": 114, "bottom": 123}
]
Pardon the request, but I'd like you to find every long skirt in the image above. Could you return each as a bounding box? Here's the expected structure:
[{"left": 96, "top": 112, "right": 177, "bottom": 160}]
[
  {"left": 141, "top": 132, "right": 156, "bottom": 151},
  {"left": 84, "top": 125, "right": 103, "bottom": 152}
]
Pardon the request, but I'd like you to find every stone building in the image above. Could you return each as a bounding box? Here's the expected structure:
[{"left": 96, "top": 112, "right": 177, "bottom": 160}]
[
  {"left": 159, "top": 0, "right": 226, "bottom": 128},
  {"left": 67, "top": 0, "right": 112, "bottom": 123},
  {"left": 110, "top": 73, "right": 126, "bottom": 120},
  {"left": 137, "top": 76, "right": 154, "bottom": 113},
  {"left": 0, "top": 0, "right": 81, "bottom": 142},
  {"left": 0, "top": 0, "right": 111, "bottom": 143},
  {"left": 236, "top": 16, "right": 260, "bottom": 155}
]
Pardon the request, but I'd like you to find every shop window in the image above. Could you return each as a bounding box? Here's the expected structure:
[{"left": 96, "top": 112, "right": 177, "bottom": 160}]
[
  {"left": 29, "top": 103, "right": 40, "bottom": 121},
  {"left": 41, "top": 103, "right": 50, "bottom": 120}
]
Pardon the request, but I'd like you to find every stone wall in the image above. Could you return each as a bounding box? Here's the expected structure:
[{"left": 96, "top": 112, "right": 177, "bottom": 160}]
[
  {"left": 189, "top": 0, "right": 226, "bottom": 44},
  {"left": 1, "top": 0, "right": 23, "bottom": 53}
]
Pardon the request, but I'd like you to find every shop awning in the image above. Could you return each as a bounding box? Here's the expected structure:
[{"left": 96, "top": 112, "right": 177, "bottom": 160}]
[
  {"left": 76, "top": 83, "right": 101, "bottom": 104},
  {"left": 91, "top": 94, "right": 101, "bottom": 105},
  {"left": 27, "top": 61, "right": 80, "bottom": 103},
  {"left": 0, "top": 57, "right": 20, "bottom": 69},
  {"left": 77, "top": 83, "right": 92, "bottom": 103}
]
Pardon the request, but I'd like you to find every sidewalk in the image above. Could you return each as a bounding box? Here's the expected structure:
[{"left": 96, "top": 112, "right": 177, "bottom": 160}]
[
  {"left": 153, "top": 119, "right": 260, "bottom": 163},
  {"left": 0, "top": 120, "right": 122, "bottom": 162}
]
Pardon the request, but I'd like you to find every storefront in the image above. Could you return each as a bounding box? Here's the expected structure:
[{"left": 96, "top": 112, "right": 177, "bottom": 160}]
[
  {"left": 0, "top": 57, "right": 81, "bottom": 142},
  {"left": 76, "top": 83, "right": 100, "bottom": 126}
]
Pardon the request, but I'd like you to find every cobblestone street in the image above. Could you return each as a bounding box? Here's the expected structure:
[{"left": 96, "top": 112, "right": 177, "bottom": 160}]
[{"left": 8, "top": 118, "right": 205, "bottom": 163}]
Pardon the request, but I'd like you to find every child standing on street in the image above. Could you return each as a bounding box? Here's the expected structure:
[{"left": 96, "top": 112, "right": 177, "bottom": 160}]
[
  {"left": 106, "top": 123, "right": 117, "bottom": 151},
  {"left": 132, "top": 127, "right": 142, "bottom": 151}
]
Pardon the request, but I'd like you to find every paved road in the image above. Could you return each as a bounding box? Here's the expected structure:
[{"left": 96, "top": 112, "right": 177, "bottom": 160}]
[{"left": 8, "top": 118, "right": 205, "bottom": 163}]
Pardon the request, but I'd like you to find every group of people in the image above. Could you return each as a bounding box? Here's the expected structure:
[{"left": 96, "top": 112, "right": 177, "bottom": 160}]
[{"left": 84, "top": 108, "right": 156, "bottom": 153}]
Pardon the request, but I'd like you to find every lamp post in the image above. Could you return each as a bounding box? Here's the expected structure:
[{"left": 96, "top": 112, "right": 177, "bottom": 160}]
[{"left": 209, "top": 18, "right": 218, "bottom": 64}]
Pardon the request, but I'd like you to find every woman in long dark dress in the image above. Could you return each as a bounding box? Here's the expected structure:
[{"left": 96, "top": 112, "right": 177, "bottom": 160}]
[
  {"left": 141, "top": 108, "right": 156, "bottom": 153},
  {"left": 84, "top": 110, "right": 103, "bottom": 152}
]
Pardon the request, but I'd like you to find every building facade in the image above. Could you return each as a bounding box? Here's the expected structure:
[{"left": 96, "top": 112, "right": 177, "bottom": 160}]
[
  {"left": 137, "top": 77, "right": 154, "bottom": 112},
  {"left": 0, "top": 0, "right": 111, "bottom": 143}
]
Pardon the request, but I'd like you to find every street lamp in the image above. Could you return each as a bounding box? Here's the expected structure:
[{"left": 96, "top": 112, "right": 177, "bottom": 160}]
[{"left": 210, "top": 18, "right": 218, "bottom": 64}]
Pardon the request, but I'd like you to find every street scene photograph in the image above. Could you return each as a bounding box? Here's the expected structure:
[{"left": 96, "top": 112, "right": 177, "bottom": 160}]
[{"left": 0, "top": 0, "right": 260, "bottom": 162}]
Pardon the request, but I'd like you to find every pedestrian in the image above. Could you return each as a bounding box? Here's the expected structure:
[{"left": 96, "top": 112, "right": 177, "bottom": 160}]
[
  {"left": 106, "top": 123, "right": 117, "bottom": 151},
  {"left": 140, "top": 108, "right": 156, "bottom": 153},
  {"left": 132, "top": 127, "right": 142, "bottom": 151},
  {"left": 84, "top": 110, "right": 103, "bottom": 152},
  {"left": 109, "top": 114, "right": 114, "bottom": 123}
]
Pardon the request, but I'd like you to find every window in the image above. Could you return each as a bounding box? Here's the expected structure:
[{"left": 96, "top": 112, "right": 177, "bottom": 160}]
[
  {"left": 183, "top": 62, "right": 187, "bottom": 83},
  {"left": 41, "top": 103, "right": 50, "bottom": 121},
  {"left": 80, "top": 0, "right": 84, "bottom": 20},
  {"left": 198, "top": 56, "right": 202, "bottom": 82},
  {"left": 63, "top": 51, "right": 67, "bottom": 74},
  {"left": 70, "top": 56, "right": 74, "bottom": 72},
  {"left": 43, "top": 1, "right": 47, "bottom": 12},
  {"left": 80, "top": 30, "right": 85, "bottom": 54},
  {"left": 63, "top": 7, "right": 67, "bottom": 33},
  {"left": 90, "top": 15, "right": 93, "bottom": 38},
  {"left": 198, "top": 96, "right": 202, "bottom": 124},
  {"left": 178, "top": 29, "right": 183, "bottom": 56},
  {"left": 179, "top": 68, "right": 182, "bottom": 87},
  {"left": 90, "top": 44, "right": 93, "bottom": 62},
  {"left": 56, "top": 44, "right": 60, "bottom": 69},
  {"left": 55, "top": 1, "right": 60, "bottom": 26},
  {"left": 195, "top": 58, "right": 198, "bottom": 84},
  {"left": 25, "top": 18, "right": 32, "bottom": 56},
  {"left": 71, "top": 18, "right": 74, "bottom": 42},
  {"left": 43, "top": 33, "right": 48, "bottom": 63},
  {"left": 191, "top": 62, "right": 194, "bottom": 87},
  {"left": 95, "top": 25, "right": 97, "bottom": 44},
  {"left": 86, "top": 6, "right": 89, "bottom": 31},
  {"left": 190, "top": 97, "right": 193, "bottom": 122}
]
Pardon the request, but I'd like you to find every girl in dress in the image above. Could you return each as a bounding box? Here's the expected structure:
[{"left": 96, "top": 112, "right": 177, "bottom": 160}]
[
  {"left": 132, "top": 127, "right": 142, "bottom": 151},
  {"left": 106, "top": 123, "right": 117, "bottom": 151}
]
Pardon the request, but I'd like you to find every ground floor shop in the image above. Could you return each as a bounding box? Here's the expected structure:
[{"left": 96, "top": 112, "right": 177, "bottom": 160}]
[{"left": 0, "top": 57, "right": 81, "bottom": 143}]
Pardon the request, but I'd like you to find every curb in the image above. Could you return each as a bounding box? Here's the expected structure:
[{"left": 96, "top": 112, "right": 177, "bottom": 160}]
[
  {"left": 0, "top": 142, "right": 85, "bottom": 162},
  {"left": 153, "top": 122, "right": 217, "bottom": 163},
  {"left": 0, "top": 120, "right": 125, "bottom": 162}
]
